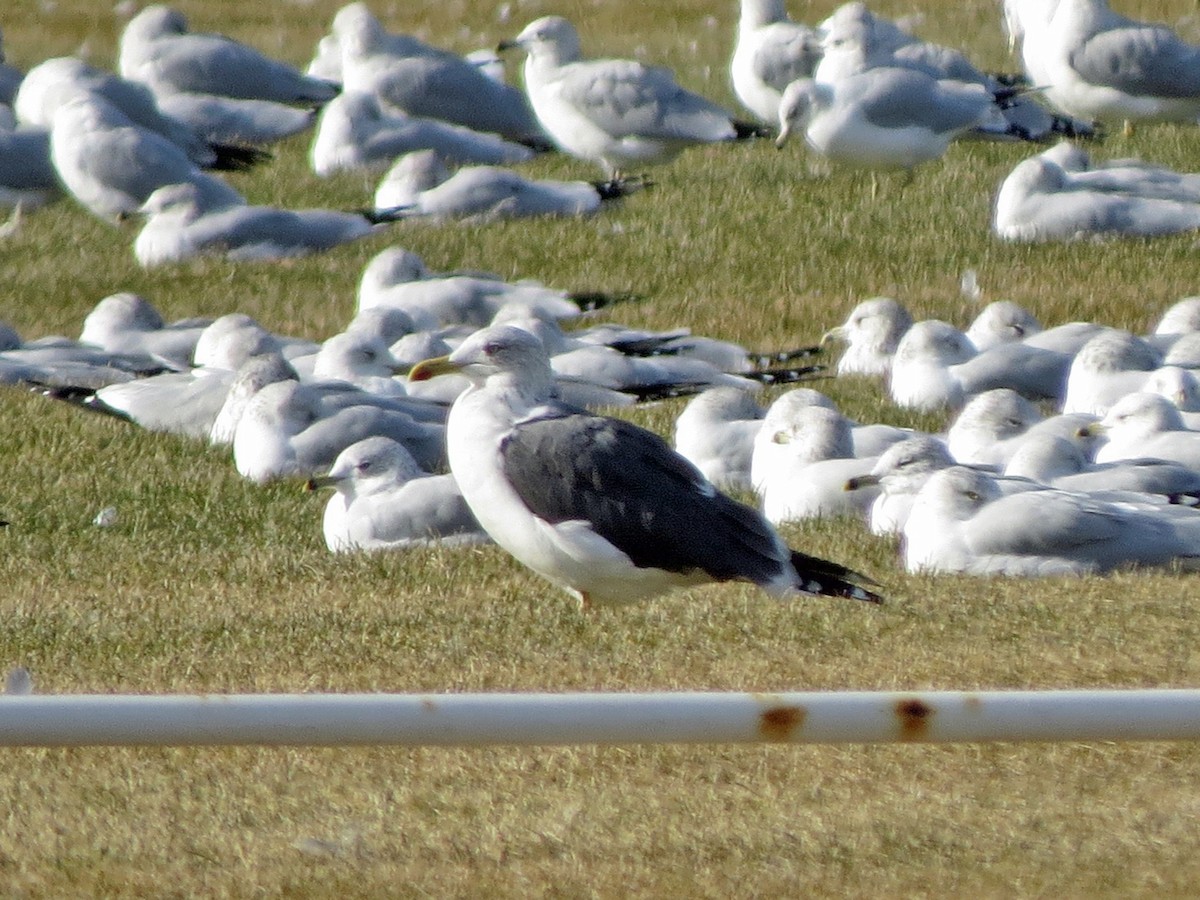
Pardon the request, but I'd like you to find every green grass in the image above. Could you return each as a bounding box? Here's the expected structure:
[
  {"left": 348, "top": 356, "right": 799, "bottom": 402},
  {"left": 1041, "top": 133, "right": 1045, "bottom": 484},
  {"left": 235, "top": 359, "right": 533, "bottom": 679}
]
[{"left": 5, "top": 0, "right": 1200, "bottom": 895}]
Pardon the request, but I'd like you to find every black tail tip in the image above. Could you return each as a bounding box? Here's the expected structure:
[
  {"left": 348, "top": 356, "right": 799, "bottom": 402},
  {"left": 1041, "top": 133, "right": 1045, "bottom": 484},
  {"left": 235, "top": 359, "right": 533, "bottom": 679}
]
[
  {"left": 208, "top": 144, "right": 272, "bottom": 172},
  {"left": 790, "top": 550, "right": 884, "bottom": 604},
  {"left": 733, "top": 120, "right": 774, "bottom": 141}
]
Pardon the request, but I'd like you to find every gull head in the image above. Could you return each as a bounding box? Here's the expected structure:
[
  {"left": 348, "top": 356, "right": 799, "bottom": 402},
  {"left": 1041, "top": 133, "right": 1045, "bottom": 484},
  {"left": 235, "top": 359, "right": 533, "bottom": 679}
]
[
  {"left": 308, "top": 436, "right": 425, "bottom": 496},
  {"left": 123, "top": 4, "right": 189, "bottom": 44},
  {"left": 499, "top": 16, "right": 583, "bottom": 67},
  {"left": 409, "top": 324, "right": 554, "bottom": 392},
  {"left": 776, "top": 79, "right": 825, "bottom": 147}
]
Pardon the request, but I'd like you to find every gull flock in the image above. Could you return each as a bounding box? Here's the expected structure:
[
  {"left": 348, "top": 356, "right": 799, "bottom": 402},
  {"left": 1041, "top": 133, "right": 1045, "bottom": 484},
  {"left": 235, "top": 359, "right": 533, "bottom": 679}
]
[{"left": 7, "top": 0, "right": 1200, "bottom": 609}]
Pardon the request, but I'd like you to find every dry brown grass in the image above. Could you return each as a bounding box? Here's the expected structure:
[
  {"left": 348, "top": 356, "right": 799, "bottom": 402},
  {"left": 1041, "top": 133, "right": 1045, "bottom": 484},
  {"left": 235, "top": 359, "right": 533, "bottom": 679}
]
[{"left": 4, "top": 0, "right": 1200, "bottom": 895}]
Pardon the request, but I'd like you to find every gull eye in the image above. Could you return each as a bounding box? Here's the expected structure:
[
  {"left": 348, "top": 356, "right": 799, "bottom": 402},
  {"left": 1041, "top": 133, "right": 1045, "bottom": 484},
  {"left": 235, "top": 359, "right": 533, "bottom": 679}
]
[{"left": 482, "top": 340, "right": 502, "bottom": 356}]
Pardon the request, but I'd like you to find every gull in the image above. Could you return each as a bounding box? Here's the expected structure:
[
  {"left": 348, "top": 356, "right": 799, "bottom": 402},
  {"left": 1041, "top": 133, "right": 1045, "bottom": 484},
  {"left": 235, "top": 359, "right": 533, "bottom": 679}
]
[
  {"left": 946, "top": 389, "right": 1044, "bottom": 468},
  {"left": 844, "top": 435, "right": 958, "bottom": 536},
  {"left": 78, "top": 292, "right": 209, "bottom": 369},
  {"left": 500, "top": 15, "right": 762, "bottom": 177},
  {"left": 373, "top": 149, "right": 647, "bottom": 221},
  {"left": 1008, "top": 0, "right": 1200, "bottom": 128},
  {"left": 306, "top": 437, "right": 488, "bottom": 553},
  {"left": 232, "top": 380, "right": 446, "bottom": 483},
  {"left": 308, "top": 331, "right": 406, "bottom": 397},
  {"left": 134, "top": 181, "right": 407, "bottom": 266},
  {"left": 673, "top": 387, "right": 764, "bottom": 493},
  {"left": 902, "top": 465, "right": 1200, "bottom": 576},
  {"left": 49, "top": 92, "right": 244, "bottom": 223},
  {"left": 210, "top": 353, "right": 300, "bottom": 445},
  {"left": 776, "top": 69, "right": 1011, "bottom": 173},
  {"left": 155, "top": 92, "right": 316, "bottom": 147},
  {"left": 822, "top": 296, "right": 913, "bottom": 376},
  {"left": 407, "top": 324, "right": 881, "bottom": 608},
  {"left": 310, "top": 91, "right": 534, "bottom": 176},
  {"left": 332, "top": 2, "right": 545, "bottom": 145},
  {"left": 79, "top": 312, "right": 305, "bottom": 438},
  {"left": 993, "top": 152, "right": 1200, "bottom": 242},
  {"left": 731, "top": 0, "right": 822, "bottom": 124},
  {"left": 1089, "top": 392, "right": 1200, "bottom": 469},
  {"left": 1062, "top": 329, "right": 1163, "bottom": 415},
  {"left": 357, "top": 246, "right": 610, "bottom": 328},
  {"left": 752, "top": 404, "right": 878, "bottom": 525},
  {"left": 965, "top": 301, "right": 1044, "bottom": 352},
  {"left": 1005, "top": 432, "right": 1200, "bottom": 500},
  {"left": 1152, "top": 296, "right": 1200, "bottom": 348},
  {"left": 119, "top": 5, "right": 339, "bottom": 104},
  {"left": 889, "top": 320, "right": 1071, "bottom": 411},
  {"left": 16, "top": 56, "right": 264, "bottom": 171},
  {"left": 1041, "top": 141, "right": 1200, "bottom": 203},
  {"left": 816, "top": 1, "right": 1093, "bottom": 142}
]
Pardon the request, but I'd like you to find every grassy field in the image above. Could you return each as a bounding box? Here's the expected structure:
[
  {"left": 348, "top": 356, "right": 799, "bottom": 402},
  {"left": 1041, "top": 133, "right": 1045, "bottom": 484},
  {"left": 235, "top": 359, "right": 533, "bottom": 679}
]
[{"left": 4, "top": 0, "right": 1200, "bottom": 895}]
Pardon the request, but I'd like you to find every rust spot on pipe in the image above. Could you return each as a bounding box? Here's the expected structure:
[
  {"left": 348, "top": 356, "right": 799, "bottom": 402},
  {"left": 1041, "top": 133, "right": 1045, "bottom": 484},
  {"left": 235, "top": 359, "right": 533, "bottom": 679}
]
[
  {"left": 964, "top": 694, "right": 983, "bottom": 713},
  {"left": 895, "top": 697, "right": 933, "bottom": 741},
  {"left": 759, "top": 705, "right": 806, "bottom": 742},
  {"left": 420, "top": 699, "right": 437, "bottom": 713}
]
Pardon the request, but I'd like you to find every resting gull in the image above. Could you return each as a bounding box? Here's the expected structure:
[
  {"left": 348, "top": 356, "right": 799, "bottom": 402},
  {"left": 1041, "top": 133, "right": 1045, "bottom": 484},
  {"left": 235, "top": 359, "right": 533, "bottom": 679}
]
[
  {"left": 1088, "top": 392, "right": 1200, "bottom": 469},
  {"left": 15, "top": 56, "right": 263, "bottom": 171},
  {"left": 373, "top": 149, "right": 647, "bottom": 221},
  {"left": 49, "top": 92, "right": 245, "bottom": 223},
  {"left": 311, "top": 91, "right": 534, "bottom": 176},
  {"left": 357, "top": 246, "right": 622, "bottom": 328},
  {"left": 134, "top": 181, "right": 407, "bottom": 266},
  {"left": 903, "top": 465, "right": 1200, "bottom": 576},
  {"left": 993, "top": 153, "right": 1200, "bottom": 242},
  {"left": 844, "top": 435, "right": 957, "bottom": 537},
  {"left": 500, "top": 15, "right": 762, "bottom": 177},
  {"left": 332, "top": 2, "right": 545, "bottom": 145},
  {"left": 231, "top": 379, "right": 446, "bottom": 483},
  {"left": 307, "top": 436, "right": 488, "bottom": 553},
  {"left": 673, "top": 387, "right": 764, "bottom": 493},
  {"left": 822, "top": 296, "right": 913, "bottom": 376},
  {"left": 119, "top": 5, "right": 338, "bottom": 104},
  {"left": 1062, "top": 329, "right": 1163, "bottom": 415},
  {"left": 945, "top": 389, "right": 1043, "bottom": 468},
  {"left": 408, "top": 325, "right": 881, "bottom": 608},
  {"left": 1004, "top": 432, "right": 1200, "bottom": 501},
  {"left": 751, "top": 404, "right": 878, "bottom": 524}
]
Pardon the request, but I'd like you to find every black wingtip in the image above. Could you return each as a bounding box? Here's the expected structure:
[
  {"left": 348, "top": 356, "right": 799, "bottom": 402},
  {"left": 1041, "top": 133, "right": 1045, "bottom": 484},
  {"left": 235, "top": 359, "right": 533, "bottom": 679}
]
[
  {"left": 747, "top": 345, "right": 823, "bottom": 368},
  {"left": 733, "top": 120, "right": 774, "bottom": 141},
  {"left": 742, "top": 363, "right": 826, "bottom": 386},
  {"left": 590, "top": 174, "right": 654, "bottom": 201},
  {"left": 361, "top": 205, "right": 414, "bottom": 224},
  {"left": 1050, "top": 115, "right": 1102, "bottom": 141},
  {"left": 207, "top": 143, "right": 272, "bottom": 172},
  {"left": 566, "top": 291, "right": 644, "bottom": 312},
  {"left": 790, "top": 550, "right": 884, "bottom": 604},
  {"left": 624, "top": 381, "right": 708, "bottom": 403}
]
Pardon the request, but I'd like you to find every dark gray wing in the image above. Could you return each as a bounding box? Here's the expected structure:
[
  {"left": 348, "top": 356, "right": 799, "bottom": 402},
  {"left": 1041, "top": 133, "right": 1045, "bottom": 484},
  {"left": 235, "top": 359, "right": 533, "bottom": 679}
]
[{"left": 500, "top": 412, "right": 789, "bottom": 582}]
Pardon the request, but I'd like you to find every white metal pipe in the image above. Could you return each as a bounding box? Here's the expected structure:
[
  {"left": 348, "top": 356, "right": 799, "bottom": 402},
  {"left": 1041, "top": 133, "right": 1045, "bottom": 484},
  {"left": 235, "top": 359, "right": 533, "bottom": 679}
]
[{"left": 1, "top": 690, "right": 1200, "bottom": 747}]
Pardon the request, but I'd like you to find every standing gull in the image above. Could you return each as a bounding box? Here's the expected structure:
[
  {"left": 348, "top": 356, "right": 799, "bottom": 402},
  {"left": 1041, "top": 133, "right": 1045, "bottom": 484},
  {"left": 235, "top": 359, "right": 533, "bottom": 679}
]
[
  {"left": 776, "top": 66, "right": 1010, "bottom": 173},
  {"left": 500, "top": 15, "right": 762, "bottom": 177},
  {"left": 409, "top": 325, "right": 881, "bottom": 608},
  {"left": 731, "top": 0, "right": 822, "bottom": 125},
  {"left": 1008, "top": 0, "right": 1200, "bottom": 128}
]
